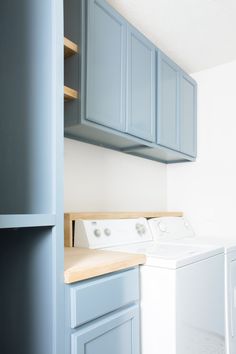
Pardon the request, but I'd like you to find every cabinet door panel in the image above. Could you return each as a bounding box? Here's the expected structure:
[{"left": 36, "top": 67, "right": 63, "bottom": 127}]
[
  {"left": 179, "top": 73, "right": 197, "bottom": 157},
  {"left": 126, "top": 26, "right": 156, "bottom": 142},
  {"left": 157, "top": 52, "right": 179, "bottom": 150},
  {"left": 70, "top": 268, "right": 139, "bottom": 328},
  {"left": 86, "top": 0, "right": 126, "bottom": 131},
  {"left": 72, "top": 305, "right": 140, "bottom": 354}
]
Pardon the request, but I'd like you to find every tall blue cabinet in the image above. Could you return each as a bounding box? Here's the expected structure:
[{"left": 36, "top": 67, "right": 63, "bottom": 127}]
[{"left": 0, "top": 1, "right": 64, "bottom": 353}]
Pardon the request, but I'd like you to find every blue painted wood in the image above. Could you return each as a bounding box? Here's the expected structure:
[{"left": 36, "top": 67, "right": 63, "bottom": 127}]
[
  {"left": 64, "top": 0, "right": 197, "bottom": 163},
  {"left": 71, "top": 304, "right": 140, "bottom": 354},
  {"left": 124, "top": 143, "right": 195, "bottom": 163},
  {"left": 70, "top": 268, "right": 139, "bottom": 328},
  {"left": 0, "top": 1, "right": 64, "bottom": 354},
  {"left": 179, "top": 72, "right": 197, "bottom": 157},
  {"left": 86, "top": 0, "right": 126, "bottom": 131},
  {"left": 52, "top": 1, "right": 65, "bottom": 353},
  {"left": 0, "top": 214, "right": 56, "bottom": 229},
  {"left": 0, "top": 0, "right": 62, "bottom": 215},
  {"left": 126, "top": 25, "right": 156, "bottom": 142},
  {"left": 0, "top": 228, "right": 53, "bottom": 354},
  {"left": 157, "top": 51, "right": 180, "bottom": 151}
]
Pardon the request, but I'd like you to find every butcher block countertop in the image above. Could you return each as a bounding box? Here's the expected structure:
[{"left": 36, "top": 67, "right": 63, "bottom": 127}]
[{"left": 64, "top": 247, "right": 146, "bottom": 284}]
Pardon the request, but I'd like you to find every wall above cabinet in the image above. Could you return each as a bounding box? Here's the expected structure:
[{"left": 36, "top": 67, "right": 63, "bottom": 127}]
[{"left": 64, "top": 0, "right": 197, "bottom": 163}]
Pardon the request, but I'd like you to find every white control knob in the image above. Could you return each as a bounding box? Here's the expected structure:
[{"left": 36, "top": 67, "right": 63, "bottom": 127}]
[
  {"left": 158, "top": 222, "right": 167, "bottom": 232},
  {"left": 94, "top": 229, "right": 101, "bottom": 237},
  {"left": 136, "top": 223, "right": 146, "bottom": 236},
  {"left": 141, "top": 225, "right": 146, "bottom": 234},
  {"left": 104, "top": 228, "right": 111, "bottom": 236}
]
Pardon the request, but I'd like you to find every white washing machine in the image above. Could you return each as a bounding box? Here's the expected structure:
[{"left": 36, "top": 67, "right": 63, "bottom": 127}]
[
  {"left": 74, "top": 218, "right": 225, "bottom": 354},
  {"left": 149, "top": 216, "right": 236, "bottom": 354}
]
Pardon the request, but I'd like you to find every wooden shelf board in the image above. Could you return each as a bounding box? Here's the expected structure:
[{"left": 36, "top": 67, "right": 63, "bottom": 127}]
[
  {"left": 64, "top": 37, "right": 79, "bottom": 58},
  {"left": 64, "top": 85, "right": 78, "bottom": 101},
  {"left": 0, "top": 214, "right": 56, "bottom": 229}
]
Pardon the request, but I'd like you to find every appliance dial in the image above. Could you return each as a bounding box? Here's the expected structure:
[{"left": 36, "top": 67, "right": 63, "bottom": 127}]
[
  {"left": 136, "top": 223, "right": 146, "bottom": 236},
  {"left": 158, "top": 222, "right": 167, "bottom": 232},
  {"left": 104, "top": 228, "right": 111, "bottom": 236},
  {"left": 94, "top": 229, "right": 101, "bottom": 237}
]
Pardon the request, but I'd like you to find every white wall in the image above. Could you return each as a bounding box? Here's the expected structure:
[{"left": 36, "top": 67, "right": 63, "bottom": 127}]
[
  {"left": 167, "top": 60, "right": 236, "bottom": 238},
  {"left": 64, "top": 138, "right": 167, "bottom": 212}
]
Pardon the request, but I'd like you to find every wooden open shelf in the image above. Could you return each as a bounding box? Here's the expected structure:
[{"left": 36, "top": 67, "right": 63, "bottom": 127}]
[
  {"left": 64, "top": 37, "right": 79, "bottom": 58},
  {"left": 64, "top": 85, "right": 78, "bottom": 101}
]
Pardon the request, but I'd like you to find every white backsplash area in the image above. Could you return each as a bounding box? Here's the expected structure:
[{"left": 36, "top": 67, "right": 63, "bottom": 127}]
[
  {"left": 167, "top": 60, "right": 236, "bottom": 239},
  {"left": 64, "top": 138, "right": 167, "bottom": 212}
]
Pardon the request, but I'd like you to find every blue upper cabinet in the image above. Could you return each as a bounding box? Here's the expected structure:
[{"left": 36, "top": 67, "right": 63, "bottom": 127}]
[
  {"left": 86, "top": 0, "right": 126, "bottom": 131},
  {"left": 126, "top": 25, "right": 156, "bottom": 142},
  {"left": 64, "top": 0, "right": 197, "bottom": 163},
  {"left": 157, "top": 51, "right": 197, "bottom": 158},
  {"left": 179, "top": 72, "right": 197, "bottom": 157},
  {"left": 157, "top": 51, "right": 179, "bottom": 151}
]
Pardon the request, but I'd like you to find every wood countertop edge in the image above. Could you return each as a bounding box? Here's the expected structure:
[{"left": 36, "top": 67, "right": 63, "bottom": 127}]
[
  {"left": 65, "top": 211, "right": 183, "bottom": 221},
  {"left": 64, "top": 250, "right": 146, "bottom": 284}
]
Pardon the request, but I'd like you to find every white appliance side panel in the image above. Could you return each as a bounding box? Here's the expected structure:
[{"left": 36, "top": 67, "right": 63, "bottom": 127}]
[
  {"left": 227, "top": 252, "right": 236, "bottom": 354},
  {"left": 140, "top": 266, "right": 176, "bottom": 354},
  {"left": 176, "top": 254, "right": 225, "bottom": 354}
]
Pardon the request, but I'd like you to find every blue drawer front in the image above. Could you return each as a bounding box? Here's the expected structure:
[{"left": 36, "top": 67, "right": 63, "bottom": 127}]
[
  {"left": 70, "top": 268, "right": 139, "bottom": 328},
  {"left": 71, "top": 304, "right": 140, "bottom": 354}
]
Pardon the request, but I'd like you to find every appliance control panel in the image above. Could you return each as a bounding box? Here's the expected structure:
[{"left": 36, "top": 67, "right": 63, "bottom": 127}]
[
  {"left": 148, "top": 217, "right": 195, "bottom": 241},
  {"left": 74, "top": 218, "right": 153, "bottom": 249}
]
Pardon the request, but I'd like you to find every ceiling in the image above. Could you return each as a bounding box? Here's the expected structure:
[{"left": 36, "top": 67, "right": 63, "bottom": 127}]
[{"left": 107, "top": 0, "right": 236, "bottom": 73}]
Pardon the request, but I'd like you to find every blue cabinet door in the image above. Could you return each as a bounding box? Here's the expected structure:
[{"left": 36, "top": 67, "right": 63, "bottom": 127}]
[
  {"left": 86, "top": 0, "right": 126, "bottom": 131},
  {"left": 71, "top": 305, "right": 140, "bottom": 354},
  {"left": 126, "top": 25, "right": 156, "bottom": 142},
  {"left": 179, "top": 72, "right": 197, "bottom": 157},
  {"left": 157, "top": 51, "right": 179, "bottom": 150}
]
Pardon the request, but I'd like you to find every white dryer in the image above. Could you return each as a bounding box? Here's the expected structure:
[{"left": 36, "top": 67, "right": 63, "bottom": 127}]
[
  {"left": 74, "top": 218, "right": 225, "bottom": 354},
  {"left": 149, "top": 216, "right": 236, "bottom": 354}
]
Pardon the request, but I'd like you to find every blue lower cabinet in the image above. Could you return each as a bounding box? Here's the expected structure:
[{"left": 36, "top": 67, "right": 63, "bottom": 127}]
[
  {"left": 70, "top": 267, "right": 139, "bottom": 328},
  {"left": 71, "top": 305, "right": 140, "bottom": 354},
  {"left": 65, "top": 268, "right": 140, "bottom": 354}
]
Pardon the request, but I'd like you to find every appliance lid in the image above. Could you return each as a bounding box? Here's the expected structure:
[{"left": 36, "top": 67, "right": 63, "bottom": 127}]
[
  {"left": 156, "top": 233, "right": 236, "bottom": 254},
  {"left": 106, "top": 242, "right": 224, "bottom": 269}
]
